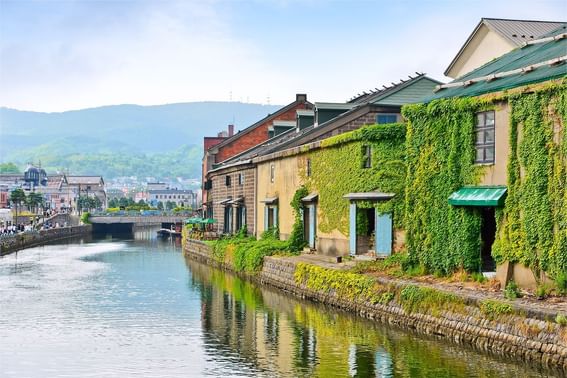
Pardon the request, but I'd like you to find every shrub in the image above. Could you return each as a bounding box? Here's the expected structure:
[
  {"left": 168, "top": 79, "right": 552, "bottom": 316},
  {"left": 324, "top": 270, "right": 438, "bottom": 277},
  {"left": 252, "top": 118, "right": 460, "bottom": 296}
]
[
  {"left": 479, "top": 300, "right": 513, "bottom": 320},
  {"left": 504, "top": 281, "right": 521, "bottom": 300},
  {"left": 555, "top": 272, "right": 567, "bottom": 295},
  {"left": 556, "top": 314, "right": 567, "bottom": 326},
  {"left": 470, "top": 272, "right": 487, "bottom": 283},
  {"left": 80, "top": 212, "right": 91, "bottom": 224}
]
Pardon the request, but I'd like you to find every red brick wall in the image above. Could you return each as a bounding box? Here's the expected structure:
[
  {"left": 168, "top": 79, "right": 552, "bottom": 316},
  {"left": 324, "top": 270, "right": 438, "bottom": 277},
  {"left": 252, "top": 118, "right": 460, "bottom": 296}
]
[
  {"left": 215, "top": 102, "right": 310, "bottom": 163},
  {"left": 204, "top": 137, "right": 226, "bottom": 151}
]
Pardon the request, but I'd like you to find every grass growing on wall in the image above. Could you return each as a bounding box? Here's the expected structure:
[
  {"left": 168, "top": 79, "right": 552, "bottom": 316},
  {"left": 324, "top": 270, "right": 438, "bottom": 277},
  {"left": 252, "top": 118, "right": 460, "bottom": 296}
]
[{"left": 301, "top": 123, "right": 406, "bottom": 235}]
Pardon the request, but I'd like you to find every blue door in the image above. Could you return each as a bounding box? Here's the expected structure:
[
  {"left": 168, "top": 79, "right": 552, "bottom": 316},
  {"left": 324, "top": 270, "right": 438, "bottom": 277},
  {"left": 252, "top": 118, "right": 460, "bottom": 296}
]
[
  {"left": 308, "top": 204, "right": 316, "bottom": 249},
  {"left": 375, "top": 211, "right": 392, "bottom": 255},
  {"left": 349, "top": 203, "right": 357, "bottom": 256}
]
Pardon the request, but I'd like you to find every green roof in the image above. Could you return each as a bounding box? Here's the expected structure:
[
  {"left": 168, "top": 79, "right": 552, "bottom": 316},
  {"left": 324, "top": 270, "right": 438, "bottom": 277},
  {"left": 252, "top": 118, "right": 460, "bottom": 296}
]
[
  {"left": 429, "top": 29, "right": 567, "bottom": 100},
  {"left": 448, "top": 186, "right": 507, "bottom": 207}
]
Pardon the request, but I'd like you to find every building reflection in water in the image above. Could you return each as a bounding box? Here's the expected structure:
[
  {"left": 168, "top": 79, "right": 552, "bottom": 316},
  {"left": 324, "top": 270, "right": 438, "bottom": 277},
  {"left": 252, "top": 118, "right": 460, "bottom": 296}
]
[{"left": 186, "top": 258, "right": 552, "bottom": 378}]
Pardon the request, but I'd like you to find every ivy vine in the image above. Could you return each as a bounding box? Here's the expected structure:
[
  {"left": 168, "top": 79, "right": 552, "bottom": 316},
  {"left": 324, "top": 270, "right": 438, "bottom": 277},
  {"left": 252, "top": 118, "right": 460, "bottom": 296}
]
[
  {"left": 493, "top": 84, "right": 567, "bottom": 280},
  {"left": 403, "top": 80, "right": 566, "bottom": 278},
  {"left": 300, "top": 123, "right": 406, "bottom": 235}
]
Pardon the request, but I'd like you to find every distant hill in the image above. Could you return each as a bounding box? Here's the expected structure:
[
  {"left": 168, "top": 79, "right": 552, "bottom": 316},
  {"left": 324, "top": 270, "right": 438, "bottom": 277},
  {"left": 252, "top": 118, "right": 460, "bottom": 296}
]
[{"left": 0, "top": 102, "right": 281, "bottom": 180}]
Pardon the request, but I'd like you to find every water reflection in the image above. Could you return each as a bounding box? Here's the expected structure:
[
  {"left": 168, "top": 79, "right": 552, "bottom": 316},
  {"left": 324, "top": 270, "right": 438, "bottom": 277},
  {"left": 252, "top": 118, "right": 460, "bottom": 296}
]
[
  {"left": 0, "top": 231, "right": 560, "bottom": 378},
  {"left": 187, "top": 258, "right": 559, "bottom": 378}
]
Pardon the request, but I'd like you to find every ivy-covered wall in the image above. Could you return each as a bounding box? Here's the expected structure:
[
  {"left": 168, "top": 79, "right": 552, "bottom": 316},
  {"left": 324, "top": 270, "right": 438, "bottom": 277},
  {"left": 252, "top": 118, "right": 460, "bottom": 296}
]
[
  {"left": 493, "top": 84, "right": 567, "bottom": 279},
  {"left": 301, "top": 123, "right": 406, "bottom": 236},
  {"left": 402, "top": 98, "right": 485, "bottom": 274},
  {"left": 402, "top": 81, "right": 566, "bottom": 277}
]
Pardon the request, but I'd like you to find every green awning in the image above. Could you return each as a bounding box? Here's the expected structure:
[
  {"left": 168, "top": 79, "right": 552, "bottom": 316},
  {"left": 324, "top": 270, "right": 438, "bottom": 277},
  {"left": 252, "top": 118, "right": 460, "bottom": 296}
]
[
  {"left": 185, "top": 217, "right": 202, "bottom": 224},
  {"left": 448, "top": 186, "right": 507, "bottom": 207}
]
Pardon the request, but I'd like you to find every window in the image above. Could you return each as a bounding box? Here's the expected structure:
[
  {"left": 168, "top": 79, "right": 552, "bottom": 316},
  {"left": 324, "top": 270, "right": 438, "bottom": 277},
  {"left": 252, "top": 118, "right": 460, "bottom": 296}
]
[
  {"left": 362, "top": 145, "right": 372, "bottom": 168},
  {"left": 238, "top": 173, "right": 244, "bottom": 185},
  {"left": 306, "top": 159, "right": 312, "bottom": 177},
  {"left": 270, "top": 164, "right": 275, "bottom": 183},
  {"left": 475, "top": 111, "right": 495, "bottom": 164},
  {"left": 226, "top": 175, "right": 231, "bottom": 187},
  {"left": 376, "top": 114, "right": 398, "bottom": 124}
]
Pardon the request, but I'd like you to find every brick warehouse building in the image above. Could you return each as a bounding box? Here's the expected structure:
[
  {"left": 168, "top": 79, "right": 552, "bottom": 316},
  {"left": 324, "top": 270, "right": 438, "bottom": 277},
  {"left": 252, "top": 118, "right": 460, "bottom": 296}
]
[{"left": 202, "top": 94, "right": 312, "bottom": 233}]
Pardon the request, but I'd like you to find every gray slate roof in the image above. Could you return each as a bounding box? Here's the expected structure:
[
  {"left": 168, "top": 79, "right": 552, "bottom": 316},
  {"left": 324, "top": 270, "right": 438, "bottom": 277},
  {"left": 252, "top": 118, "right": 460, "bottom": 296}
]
[
  {"left": 483, "top": 18, "right": 566, "bottom": 46},
  {"left": 445, "top": 18, "right": 566, "bottom": 76}
]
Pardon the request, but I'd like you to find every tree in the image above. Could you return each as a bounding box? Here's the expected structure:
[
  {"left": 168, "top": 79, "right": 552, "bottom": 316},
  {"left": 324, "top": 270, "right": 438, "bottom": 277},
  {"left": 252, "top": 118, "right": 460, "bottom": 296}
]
[
  {"left": 92, "top": 196, "right": 102, "bottom": 210},
  {"left": 165, "top": 201, "right": 176, "bottom": 210},
  {"left": 157, "top": 201, "right": 164, "bottom": 210},
  {"left": 0, "top": 163, "right": 20, "bottom": 174},
  {"left": 26, "top": 192, "right": 44, "bottom": 214},
  {"left": 10, "top": 188, "right": 26, "bottom": 226},
  {"left": 118, "top": 197, "right": 129, "bottom": 208},
  {"left": 108, "top": 198, "right": 118, "bottom": 208}
]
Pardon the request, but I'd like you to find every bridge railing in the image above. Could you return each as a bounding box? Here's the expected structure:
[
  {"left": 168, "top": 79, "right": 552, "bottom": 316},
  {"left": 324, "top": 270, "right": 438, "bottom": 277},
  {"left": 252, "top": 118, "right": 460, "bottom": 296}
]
[{"left": 90, "top": 210, "right": 194, "bottom": 217}]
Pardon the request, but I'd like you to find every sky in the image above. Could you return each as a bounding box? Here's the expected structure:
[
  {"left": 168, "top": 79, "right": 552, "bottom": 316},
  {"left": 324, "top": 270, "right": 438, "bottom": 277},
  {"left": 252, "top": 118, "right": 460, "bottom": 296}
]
[{"left": 0, "top": 0, "right": 565, "bottom": 112}]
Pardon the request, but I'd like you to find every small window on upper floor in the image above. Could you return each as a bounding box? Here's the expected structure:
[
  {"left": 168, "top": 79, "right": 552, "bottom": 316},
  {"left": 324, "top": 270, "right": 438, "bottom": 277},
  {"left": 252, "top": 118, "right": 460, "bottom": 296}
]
[
  {"left": 362, "top": 145, "right": 372, "bottom": 168},
  {"left": 226, "top": 175, "right": 231, "bottom": 187},
  {"left": 376, "top": 114, "right": 398, "bottom": 124},
  {"left": 270, "top": 164, "right": 275, "bottom": 183},
  {"left": 475, "top": 111, "right": 495, "bottom": 164},
  {"left": 238, "top": 173, "right": 244, "bottom": 185},
  {"left": 306, "top": 158, "right": 312, "bottom": 177}
]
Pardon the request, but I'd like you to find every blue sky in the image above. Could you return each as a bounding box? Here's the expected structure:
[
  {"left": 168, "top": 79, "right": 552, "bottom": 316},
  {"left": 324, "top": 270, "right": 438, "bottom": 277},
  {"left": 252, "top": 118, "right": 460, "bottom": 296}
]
[{"left": 0, "top": 0, "right": 565, "bottom": 112}]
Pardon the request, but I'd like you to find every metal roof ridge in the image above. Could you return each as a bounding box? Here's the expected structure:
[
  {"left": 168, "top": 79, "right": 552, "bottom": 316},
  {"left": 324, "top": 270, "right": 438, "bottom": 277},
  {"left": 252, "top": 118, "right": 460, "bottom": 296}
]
[
  {"left": 435, "top": 55, "right": 567, "bottom": 92},
  {"left": 348, "top": 72, "right": 431, "bottom": 103}
]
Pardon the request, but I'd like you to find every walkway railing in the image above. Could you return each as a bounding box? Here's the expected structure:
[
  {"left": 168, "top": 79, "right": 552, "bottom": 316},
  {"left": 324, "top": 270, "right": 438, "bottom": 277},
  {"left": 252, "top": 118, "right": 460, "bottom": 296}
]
[{"left": 90, "top": 210, "right": 194, "bottom": 217}]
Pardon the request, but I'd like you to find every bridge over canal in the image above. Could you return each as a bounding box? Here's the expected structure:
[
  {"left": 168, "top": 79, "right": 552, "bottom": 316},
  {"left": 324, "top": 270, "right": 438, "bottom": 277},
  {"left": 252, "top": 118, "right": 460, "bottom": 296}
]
[{"left": 89, "top": 212, "right": 190, "bottom": 233}]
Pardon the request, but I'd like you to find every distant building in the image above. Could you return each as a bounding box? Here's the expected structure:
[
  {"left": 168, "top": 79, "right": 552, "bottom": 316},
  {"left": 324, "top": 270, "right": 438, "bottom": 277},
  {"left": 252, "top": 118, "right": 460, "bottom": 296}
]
[
  {"left": 148, "top": 188, "right": 196, "bottom": 208},
  {"left": 23, "top": 165, "right": 48, "bottom": 189},
  {"left": 147, "top": 182, "right": 168, "bottom": 191},
  {"left": 106, "top": 188, "right": 126, "bottom": 199},
  {"left": 0, "top": 187, "right": 8, "bottom": 209},
  {"left": 36, "top": 175, "right": 72, "bottom": 212},
  {"left": 134, "top": 192, "right": 148, "bottom": 203},
  {"left": 67, "top": 176, "right": 107, "bottom": 210}
]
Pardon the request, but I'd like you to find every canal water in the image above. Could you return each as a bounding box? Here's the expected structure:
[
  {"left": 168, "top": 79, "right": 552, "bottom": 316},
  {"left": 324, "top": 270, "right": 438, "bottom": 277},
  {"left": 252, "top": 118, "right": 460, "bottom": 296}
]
[{"left": 0, "top": 230, "right": 559, "bottom": 377}]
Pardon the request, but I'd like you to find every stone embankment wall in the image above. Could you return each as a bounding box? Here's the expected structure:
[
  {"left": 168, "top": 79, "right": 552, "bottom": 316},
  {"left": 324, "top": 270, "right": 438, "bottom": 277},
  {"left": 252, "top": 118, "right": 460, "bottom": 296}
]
[
  {"left": 184, "top": 238, "right": 567, "bottom": 373},
  {"left": 0, "top": 225, "right": 92, "bottom": 256}
]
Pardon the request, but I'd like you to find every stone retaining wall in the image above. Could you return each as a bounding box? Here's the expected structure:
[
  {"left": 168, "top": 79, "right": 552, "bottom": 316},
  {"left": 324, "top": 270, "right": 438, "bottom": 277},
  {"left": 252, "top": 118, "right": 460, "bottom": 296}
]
[
  {"left": 0, "top": 225, "right": 92, "bottom": 256},
  {"left": 184, "top": 239, "right": 567, "bottom": 373}
]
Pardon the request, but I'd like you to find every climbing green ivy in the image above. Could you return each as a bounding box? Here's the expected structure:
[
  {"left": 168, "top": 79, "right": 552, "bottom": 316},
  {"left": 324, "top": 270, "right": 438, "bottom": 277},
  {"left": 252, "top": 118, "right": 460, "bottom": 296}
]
[
  {"left": 403, "top": 80, "right": 566, "bottom": 278},
  {"left": 301, "top": 123, "right": 406, "bottom": 235},
  {"left": 402, "top": 97, "right": 486, "bottom": 274},
  {"left": 493, "top": 83, "right": 567, "bottom": 280},
  {"left": 287, "top": 186, "right": 309, "bottom": 251}
]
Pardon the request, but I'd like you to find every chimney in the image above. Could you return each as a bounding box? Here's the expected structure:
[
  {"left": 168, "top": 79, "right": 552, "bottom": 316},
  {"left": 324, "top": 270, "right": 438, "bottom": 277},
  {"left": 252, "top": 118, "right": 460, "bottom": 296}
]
[
  {"left": 228, "top": 124, "right": 234, "bottom": 137},
  {"left": 296, "top": 94, "right": 307, "bottom": 103}
]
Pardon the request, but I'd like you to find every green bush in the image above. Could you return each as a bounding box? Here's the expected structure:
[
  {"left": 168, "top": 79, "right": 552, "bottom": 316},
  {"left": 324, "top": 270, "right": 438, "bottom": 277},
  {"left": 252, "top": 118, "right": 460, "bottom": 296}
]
[
  {"left": 555, "top": 272, "right": 567, "bottom": 295},
  {"left": 80, "top": 212, "right": 91, "bottom": 224},
  {"left": 504, "top": 281, "right": 521, "bottom": 300},
  {"left": 556, "top": 314, "right": 567, "bottom": 326},
  {"left": 479, "top": 300, "right": 513, "bottom": 320}
]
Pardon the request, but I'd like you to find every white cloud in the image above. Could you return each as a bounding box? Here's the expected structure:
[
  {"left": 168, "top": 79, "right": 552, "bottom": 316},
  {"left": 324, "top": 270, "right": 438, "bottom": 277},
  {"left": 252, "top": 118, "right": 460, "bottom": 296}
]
[{"left": 0, "top": 0, "right": 565, "bottom": 111}]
